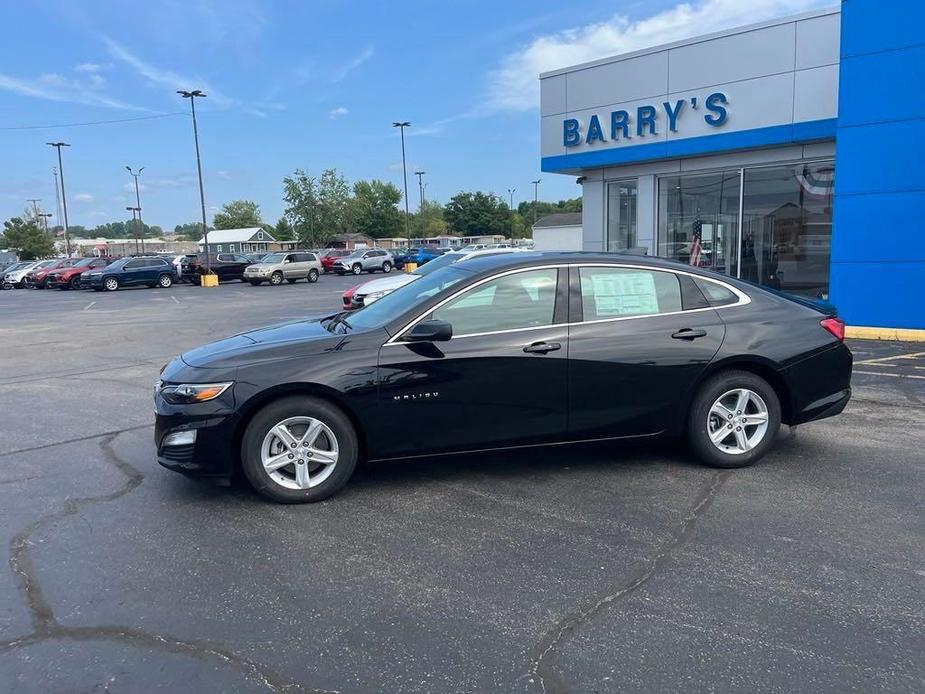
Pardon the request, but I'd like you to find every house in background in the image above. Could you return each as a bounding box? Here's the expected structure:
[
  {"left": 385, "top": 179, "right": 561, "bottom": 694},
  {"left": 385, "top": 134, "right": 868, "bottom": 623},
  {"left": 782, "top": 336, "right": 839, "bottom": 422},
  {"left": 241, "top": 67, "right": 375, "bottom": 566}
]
[
  {"left": 531, "top": 213, "right": 583, "bottom": 251},
  {"left": 197, "top": 228, "right": 276, "bottom": 254},
  {"left": 327, "top": 233, "right": 374, "bottom": 250}
]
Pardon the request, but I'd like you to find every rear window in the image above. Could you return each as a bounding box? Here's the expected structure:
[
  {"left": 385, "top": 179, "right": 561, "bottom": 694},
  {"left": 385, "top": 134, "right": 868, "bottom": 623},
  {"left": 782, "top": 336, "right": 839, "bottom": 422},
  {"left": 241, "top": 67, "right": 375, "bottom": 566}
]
[{"left": 694, "top": 277, "right": 739, "bottom": 307}]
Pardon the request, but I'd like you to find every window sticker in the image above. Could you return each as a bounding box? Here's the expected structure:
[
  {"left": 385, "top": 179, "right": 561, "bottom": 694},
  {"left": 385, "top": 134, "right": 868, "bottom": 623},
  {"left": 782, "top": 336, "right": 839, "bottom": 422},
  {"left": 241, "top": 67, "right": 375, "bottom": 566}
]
[{"left": 591, "top": 271, "right": 659, "bottom": 315}]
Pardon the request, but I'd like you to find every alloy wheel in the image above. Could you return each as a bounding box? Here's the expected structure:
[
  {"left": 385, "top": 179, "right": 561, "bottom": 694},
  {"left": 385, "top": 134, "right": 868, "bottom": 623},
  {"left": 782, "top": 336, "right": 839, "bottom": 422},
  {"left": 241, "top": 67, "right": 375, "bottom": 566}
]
[
  {"left": 706, "top": 388, "right": 769, "bottom": 455},
  {"left": 260, "top": 416, "right": 339, "bottom": 490},
  {"left": 104, "top": 277, "right": 119, "bottom": 291}
]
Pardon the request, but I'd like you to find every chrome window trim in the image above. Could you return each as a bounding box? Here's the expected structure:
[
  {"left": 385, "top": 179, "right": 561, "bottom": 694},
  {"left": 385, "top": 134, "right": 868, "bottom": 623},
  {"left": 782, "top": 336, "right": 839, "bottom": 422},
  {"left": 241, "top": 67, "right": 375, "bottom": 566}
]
[{"left": 383, "top": 262, "right": 751, "bottom": 346}]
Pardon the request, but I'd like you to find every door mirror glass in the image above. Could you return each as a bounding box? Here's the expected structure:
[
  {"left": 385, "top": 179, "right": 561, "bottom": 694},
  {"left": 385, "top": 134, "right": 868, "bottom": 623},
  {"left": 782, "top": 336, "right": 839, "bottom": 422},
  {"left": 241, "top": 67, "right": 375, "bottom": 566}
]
[{"left": 405, "top": 319, "right": 453, "bottom": 343}]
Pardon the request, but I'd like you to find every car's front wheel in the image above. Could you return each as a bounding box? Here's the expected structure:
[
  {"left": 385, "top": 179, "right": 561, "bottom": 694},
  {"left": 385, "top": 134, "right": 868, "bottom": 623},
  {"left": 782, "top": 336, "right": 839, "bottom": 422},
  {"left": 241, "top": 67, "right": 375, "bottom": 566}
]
[
  {"left": 69, "top": 276, "right": 82, "bottom": 290},
  {"left": 688, "top": 370, "right": 781, "bottom": 469},
  {"left": 269, "top": 271, "right": 284, "bottom": 286},
  {"left": 241, "top": 396, "right": 358, "bottom": 503},
  {"left": 307, "top": 269, "right": 319, "bottom": 283},
  {"left": 351, "top": 263, "right": 362, "bottom": 275},
  {"left": 103, "top": 277, "right": 119, "bottom": 292}
]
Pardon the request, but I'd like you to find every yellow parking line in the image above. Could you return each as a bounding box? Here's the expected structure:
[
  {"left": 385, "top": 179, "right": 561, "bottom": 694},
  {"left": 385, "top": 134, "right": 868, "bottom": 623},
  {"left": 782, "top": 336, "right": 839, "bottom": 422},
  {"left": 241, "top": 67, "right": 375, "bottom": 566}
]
[
  {"left": 855, "top": 351, "right": 925, "bottom": 365},
  {"left": 853, "top": 370, "right": 925, "bottom": 380}
]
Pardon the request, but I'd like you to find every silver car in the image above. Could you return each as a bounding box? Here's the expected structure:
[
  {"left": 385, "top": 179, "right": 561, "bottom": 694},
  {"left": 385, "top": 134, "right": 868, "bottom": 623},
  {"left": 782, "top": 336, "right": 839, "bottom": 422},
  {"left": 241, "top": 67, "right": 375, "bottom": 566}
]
[
  {"left": 244, "top": 251, "right": 322, "bottom": 286},
  {"left": 332, "top": 249, "right": 394, "bottom": 275}
]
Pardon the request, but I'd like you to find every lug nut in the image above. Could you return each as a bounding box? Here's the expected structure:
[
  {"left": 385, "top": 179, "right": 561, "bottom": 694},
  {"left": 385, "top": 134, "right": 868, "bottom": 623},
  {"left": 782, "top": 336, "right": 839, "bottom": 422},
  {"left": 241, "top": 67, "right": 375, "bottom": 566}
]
[{"left": 287, "top": 453, "right": 294, "bottom": 459}]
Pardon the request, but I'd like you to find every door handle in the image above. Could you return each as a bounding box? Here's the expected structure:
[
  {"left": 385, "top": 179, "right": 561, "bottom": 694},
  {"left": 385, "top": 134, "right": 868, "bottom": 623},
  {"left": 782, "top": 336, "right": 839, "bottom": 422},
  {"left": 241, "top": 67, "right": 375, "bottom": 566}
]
[
  {"left": 523, "top": 341, "right": 561, "bottom": 354},
  {"left": 671, "top": 328, "right": 708, "bottom": 340}
]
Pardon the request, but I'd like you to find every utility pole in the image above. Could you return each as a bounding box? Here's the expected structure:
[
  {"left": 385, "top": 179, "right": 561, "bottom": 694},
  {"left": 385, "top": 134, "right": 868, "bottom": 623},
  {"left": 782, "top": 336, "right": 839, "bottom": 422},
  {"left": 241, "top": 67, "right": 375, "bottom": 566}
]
[
  {"left": 27, "top": 199, "right": 41, "bottom": 224},
  {"left": 52, "top": 167, "right": 63, "bottom": 235},
  {"left": 178, "top": 90, "right": 210, "bottom": 273},
  {"left": 507, "top": 188, "right": 516, "bottom": 243},
  {"left": 126, "top": 166, "right": 145, "bottom": 254},
  {"left": 126, "top": 207, "right": 141, "bottom": 254},
  {"left": 47, "top": 143, "right": 71, "bottom": 256},
  {"left": 393, "top": 121, "right": 411, "bottom": 248},
  {"left": 531, "top": 178, "right": 541, "bottom": 230}
]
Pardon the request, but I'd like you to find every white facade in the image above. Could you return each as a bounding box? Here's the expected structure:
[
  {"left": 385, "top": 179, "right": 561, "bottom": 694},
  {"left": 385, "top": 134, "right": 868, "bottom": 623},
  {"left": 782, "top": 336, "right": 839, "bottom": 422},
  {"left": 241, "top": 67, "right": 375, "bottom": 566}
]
[{"left": 540, "top": 7, "right": 840, "bottom": 256}]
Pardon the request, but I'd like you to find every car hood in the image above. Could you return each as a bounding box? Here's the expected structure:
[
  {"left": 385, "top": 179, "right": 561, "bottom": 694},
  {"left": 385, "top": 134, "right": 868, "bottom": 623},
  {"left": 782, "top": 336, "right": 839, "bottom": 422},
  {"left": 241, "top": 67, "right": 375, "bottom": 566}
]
[
  {"left": 180, "top": 317, "right": 340, "bottom": 368},
  {"left": 355, "top": 273, "right": 418, "bottom": 294}
]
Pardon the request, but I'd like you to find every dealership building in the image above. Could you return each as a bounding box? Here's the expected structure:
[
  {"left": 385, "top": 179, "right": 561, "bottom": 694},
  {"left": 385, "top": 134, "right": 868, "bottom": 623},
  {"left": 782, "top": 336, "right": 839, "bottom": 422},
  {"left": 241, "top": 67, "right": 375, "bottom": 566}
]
[{"left": 540, "top": 0, "right": 923, "bottom": 333}]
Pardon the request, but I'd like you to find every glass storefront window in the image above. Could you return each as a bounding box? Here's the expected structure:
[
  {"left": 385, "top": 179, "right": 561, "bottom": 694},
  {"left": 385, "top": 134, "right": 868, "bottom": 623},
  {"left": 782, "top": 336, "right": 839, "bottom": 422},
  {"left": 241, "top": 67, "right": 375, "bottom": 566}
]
[
  {"left": 657, "top": 171, "right": 741, "bottom": 276},
  {"left": 741, "top": 162, "right": 834, "bottom": 299},
  {"left": 606, "top": 180, "right": 637, "bottom": 252}
]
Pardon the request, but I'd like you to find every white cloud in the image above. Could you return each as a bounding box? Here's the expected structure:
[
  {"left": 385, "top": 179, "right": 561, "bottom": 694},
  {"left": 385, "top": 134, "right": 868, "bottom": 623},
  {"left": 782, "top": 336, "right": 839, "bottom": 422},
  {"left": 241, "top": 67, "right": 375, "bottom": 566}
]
[
  {"left": 215, "top": 170, "right": 232, "bottom": 180},
  {"left": 487, "top": 0, "right": 830, "bottom": 111},
  {"left": 331, "top": 45, "right": 374, "bottom": 82},
  {"left": 103, "top": 36, "right": 232, "bottom": 108},
  {"left": 73, "top": 193, "right": 95, "bottom": 203},
  {"left": 0, "top": 69, "right": 139, "bottom": 110},
  {"left": 329, "top": 106, "right": 349, "bottom": 119}
]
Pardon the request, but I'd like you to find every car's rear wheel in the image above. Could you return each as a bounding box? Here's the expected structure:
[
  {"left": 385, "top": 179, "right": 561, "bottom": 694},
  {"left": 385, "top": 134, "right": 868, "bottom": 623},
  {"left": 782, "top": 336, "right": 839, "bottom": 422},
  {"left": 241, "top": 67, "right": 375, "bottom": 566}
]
[
  {"left": 381, "top": 261, "right": 392, "bottom": 273},
  {"left": 688, "top": 370, "right": 781, "bottom": 469},
  {"left": 158, "top": 274, "right": 173, "bottom": 288},
  {"left": 103, "top": 277, "right": 119, "bottom": 292},
  {"left": 270, "top": 271, "right": 284, "bottom": 286},
  {"left": 307, "top": 268, "right": 319, "bottom": 283},
  {"left": 351, "top": 263, "right": 362, "bottom": 275},
  {"left": 241, "top": 396, "right": 358, "bottom": 503}
]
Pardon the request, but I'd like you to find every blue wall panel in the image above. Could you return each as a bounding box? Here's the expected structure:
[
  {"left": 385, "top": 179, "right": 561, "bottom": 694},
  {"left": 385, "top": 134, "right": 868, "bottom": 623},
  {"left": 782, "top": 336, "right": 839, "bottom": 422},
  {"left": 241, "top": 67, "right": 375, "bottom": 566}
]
[{"left": 830, "top": 0, "right": 925, "bottom": 329}]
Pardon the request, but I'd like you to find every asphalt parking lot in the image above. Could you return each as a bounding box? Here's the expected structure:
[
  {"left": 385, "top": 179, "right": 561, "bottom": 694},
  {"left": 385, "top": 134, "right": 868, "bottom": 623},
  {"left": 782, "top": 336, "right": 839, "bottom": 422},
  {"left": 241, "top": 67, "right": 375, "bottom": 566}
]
[{"left": 1, "top": 279, "right": 923, "bottom": 693}]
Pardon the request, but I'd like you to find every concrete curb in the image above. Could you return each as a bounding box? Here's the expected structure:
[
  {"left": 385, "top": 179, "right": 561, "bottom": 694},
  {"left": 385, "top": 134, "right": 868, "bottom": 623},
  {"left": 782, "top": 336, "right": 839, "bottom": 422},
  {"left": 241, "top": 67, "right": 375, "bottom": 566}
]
[{"left": 846, "top": 326, "right": 925, "bottom": 342}]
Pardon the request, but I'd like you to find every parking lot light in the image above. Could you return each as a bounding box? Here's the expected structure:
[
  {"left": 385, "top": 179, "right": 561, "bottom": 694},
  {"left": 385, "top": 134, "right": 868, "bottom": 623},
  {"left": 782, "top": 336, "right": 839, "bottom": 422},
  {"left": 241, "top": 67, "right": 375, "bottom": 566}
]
[{"left": 178, "top": 90, "right": 211, "bottom": 275}]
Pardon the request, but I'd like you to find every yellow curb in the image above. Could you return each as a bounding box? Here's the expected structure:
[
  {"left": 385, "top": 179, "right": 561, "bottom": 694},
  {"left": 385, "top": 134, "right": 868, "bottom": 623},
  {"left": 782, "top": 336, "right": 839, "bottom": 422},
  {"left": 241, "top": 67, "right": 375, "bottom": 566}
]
[{"left": 846, "top": 326, "right": 925, "bottom": 342}]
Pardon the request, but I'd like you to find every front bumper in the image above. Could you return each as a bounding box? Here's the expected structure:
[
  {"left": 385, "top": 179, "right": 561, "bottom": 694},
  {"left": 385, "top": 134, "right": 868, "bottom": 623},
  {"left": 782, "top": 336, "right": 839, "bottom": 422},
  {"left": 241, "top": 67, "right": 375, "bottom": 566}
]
[
  {"left": 83, "top": 274, "right": 105, "bottom": 288},
  {"left": 155, "top": 403, "right": 239, "bottom": 478}
]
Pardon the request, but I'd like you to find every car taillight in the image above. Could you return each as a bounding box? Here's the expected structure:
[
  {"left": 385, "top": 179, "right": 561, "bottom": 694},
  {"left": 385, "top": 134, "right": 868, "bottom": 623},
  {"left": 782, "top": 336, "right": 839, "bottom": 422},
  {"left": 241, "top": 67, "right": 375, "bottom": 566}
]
[{"left": 820, "top": 317, "right": 845, "bottom": 341}]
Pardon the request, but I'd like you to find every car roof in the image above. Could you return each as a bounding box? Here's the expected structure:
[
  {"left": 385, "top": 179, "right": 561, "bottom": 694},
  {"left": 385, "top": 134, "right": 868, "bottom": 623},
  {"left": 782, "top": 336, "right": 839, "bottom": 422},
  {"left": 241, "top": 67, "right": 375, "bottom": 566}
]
[{"left": 453, "top": 251, "right": 689, "bottom": 273}]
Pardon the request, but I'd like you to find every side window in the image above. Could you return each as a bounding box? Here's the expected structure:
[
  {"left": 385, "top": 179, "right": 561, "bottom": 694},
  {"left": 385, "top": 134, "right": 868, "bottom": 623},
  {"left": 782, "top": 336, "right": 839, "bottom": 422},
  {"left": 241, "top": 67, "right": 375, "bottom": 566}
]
[
  {"left": 432, "top": 268, "right": 558, "bottom": 336},
  {"left": 306, "top": 253, "right": 317, "bottom": 262},
  {"left": 233, "top": 254, "right": 250, "bottom": 263},
  {"left": 694, "top": 277, "right": 740, "bottom": 307},
  {"left": 292, "top": 253, "right": 307, "bottom": 262},
  {"left": 579, "top": 266, "right": 682, "bottom": 320},
  {"left": 125, "top": 259, "right": 145, "bottom": 269}
]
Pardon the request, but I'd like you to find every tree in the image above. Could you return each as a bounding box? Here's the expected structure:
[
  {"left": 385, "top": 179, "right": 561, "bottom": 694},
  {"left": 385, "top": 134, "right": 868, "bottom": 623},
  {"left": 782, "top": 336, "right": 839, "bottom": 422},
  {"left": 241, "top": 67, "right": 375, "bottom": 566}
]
[
  {"left": 444, "top": 191, "right": 511, "bottom": 237},
  {"left": 517, "top": 196, "right": 582, "bottom": 228},
  {"left": 213, "top": 199, "right": 263, "bottom": 230},
  {"left": 413, "top": 200, "right": 447, "bottom": 238},
  {"left": 283, "top": 168, "right": 351, "bottom": 247},
  {"left": 350, "top": 179, "right": 403, "bottom": 239},
  {"left": 173, "top": 222, "right": 210, "bottom": 241},
  {"left": 273, "top": 217, "right": 295, "bottom": 241},
  {"left": 1, "top": 216, "right": 54, "bottom": 259}
]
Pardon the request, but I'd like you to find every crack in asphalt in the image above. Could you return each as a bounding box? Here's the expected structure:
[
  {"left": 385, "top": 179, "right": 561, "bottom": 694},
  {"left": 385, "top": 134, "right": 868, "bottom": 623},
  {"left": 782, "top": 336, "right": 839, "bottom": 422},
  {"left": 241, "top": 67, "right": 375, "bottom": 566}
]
[
  {"left": 2, "top": 431, "right": 336, "bottom": 694},
  {"left": 0, "top": 424, "right": 154, "bottom": 458},
  {"left": 525, "top": 469, "right": 731, "bottom": 694}
]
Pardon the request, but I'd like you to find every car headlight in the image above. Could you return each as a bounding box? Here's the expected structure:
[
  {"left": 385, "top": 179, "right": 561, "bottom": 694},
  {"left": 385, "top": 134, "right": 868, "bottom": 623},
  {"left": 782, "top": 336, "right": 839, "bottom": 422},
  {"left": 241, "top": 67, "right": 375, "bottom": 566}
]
[
  {"left": 159, "top": 382, "right": 232, "bottom": 404},
  {"left": 362, "top": 290, "right": 390, "bottom": 304}
]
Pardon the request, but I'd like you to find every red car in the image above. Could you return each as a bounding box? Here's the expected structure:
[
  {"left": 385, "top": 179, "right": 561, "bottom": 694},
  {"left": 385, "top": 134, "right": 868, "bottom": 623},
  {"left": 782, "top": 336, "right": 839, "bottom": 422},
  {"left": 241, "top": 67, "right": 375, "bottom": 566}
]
[
  {"left": 341, "top": 284, "right": 361, "bottom": 310},
  {"left": 25, "top": 258, "right": 77, "bottom": 288},
  {"left": 319, "top": 249, "right": 350, "bottom": 273},
  {"left": 46, "top": 257, "right": 115, "bottom": 289}
]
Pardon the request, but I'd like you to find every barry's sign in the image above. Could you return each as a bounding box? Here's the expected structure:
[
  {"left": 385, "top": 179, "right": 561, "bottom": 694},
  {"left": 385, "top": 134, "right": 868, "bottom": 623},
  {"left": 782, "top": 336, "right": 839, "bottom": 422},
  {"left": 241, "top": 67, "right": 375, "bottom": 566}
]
[{"left": 563, "top": 92, "right": 729, "bottom": 147}]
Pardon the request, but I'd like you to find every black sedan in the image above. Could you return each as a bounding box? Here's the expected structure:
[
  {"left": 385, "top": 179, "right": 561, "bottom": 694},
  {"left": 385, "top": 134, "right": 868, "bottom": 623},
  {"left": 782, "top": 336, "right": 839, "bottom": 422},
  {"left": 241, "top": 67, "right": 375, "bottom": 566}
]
[{"left": 155, "top": 252, "right": 852, "bottom": 503}]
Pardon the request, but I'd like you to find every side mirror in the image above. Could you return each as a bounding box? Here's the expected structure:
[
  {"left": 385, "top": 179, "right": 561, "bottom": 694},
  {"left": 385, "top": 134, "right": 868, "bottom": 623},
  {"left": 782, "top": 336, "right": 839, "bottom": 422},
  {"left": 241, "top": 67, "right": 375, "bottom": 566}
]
[{"left": 405, "top": 319, "right": 452, "bottom": 343}]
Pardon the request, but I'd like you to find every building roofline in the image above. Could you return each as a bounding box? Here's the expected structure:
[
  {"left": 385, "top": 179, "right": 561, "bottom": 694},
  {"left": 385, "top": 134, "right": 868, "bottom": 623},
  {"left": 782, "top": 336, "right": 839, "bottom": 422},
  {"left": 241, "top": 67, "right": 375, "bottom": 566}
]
[{"left": 539, "top": 5, "right": 840, "bottom": 79}]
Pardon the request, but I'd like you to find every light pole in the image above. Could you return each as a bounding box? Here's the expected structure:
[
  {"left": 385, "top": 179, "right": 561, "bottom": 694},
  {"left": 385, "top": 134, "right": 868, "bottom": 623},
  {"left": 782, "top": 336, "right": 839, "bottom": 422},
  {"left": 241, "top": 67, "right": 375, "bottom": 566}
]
[
  {"left": 27, "top": 198, "right": 41, "bottom": 224},
  {"left": 507, "top": 188, "right": 516, "bottom": 242},
  {"left": 39, "top": 212, "right": 53, "bottom": 238},
  {"left": 178, "top": 90, "right": 210, "bottom": 273},
  {"left": 126, "top": 206, "right": 141, "bottom": 254},
  {"left": 46, "top": 142, "right": 71, "bottom": 256},
  {"left": 393, "top": 121, "right": 411, "bottom": 247},
  {"left": 530, "top": 178, "right": 541, "bottom": 230},
  {"left": 126, "top": 166, "right": 145, "bottom": 254},
  {"left": 52, "top": 167, "right": 63, "bottom": 234},
  {"left": 414, "top": 170, "right": 425, "bottom": 236}
]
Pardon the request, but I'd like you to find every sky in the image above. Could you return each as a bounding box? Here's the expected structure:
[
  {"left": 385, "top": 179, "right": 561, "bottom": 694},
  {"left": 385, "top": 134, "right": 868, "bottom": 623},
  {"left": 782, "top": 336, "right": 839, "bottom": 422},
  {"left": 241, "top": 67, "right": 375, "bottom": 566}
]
[{"left": 0, "top": 0, "right": 831, "bottom": 232}]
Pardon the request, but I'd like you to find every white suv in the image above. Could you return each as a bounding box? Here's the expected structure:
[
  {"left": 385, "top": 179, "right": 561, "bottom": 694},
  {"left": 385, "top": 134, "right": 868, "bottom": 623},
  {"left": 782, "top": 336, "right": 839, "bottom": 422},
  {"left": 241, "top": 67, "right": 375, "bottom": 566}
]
[{"left": 244, "top": 251, "right": 322, "bottom": 286}]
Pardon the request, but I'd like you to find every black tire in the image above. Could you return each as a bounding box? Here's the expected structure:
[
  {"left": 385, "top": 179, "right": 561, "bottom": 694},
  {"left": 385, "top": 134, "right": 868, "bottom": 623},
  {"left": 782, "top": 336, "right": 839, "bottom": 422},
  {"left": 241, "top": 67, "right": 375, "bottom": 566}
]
[
  {"left": 351, "top": 263, "right": 362, "bottom": 275},
  {"left": 69, "top": 276, "right": 82, "bottom": 290},
  {"left": 687, "top": 369, "right": 781, "bottom": 469},
  {"left": 158, "top": 274, "right": 173, "bottom": 288},
  {"left": 381, "top": 261, "right": 392, "bottom": 273},
  {"left": 270, "top": 271, "right": 284, "bottom": 286},
  {"left": 103, "top": 276, "right": 119, "bottom": 292},
  {"left": 241, "top": 396, "right": 358, "bottom": 503},
  {"left": 286, "top": 278, "right": 298, "bottom": 284},
  {"left": 249, "top": 280, "right": 262, "bottom": 286},
  {"left": 307, "top": 268, "right": 319, "bottom": 283}
]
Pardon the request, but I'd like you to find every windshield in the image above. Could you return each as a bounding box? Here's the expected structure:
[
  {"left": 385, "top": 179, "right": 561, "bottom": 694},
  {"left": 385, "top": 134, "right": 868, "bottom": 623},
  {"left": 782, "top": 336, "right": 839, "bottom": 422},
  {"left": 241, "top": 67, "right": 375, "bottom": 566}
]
[
  {"left": 344, "top": 266, "right": 470, "bottom": 332},
  {"left": 344, "top": 250, "right": 365, "bottom": 258},
  {"left": 74, "top": 258, "right": 95, "bottom": 267},
  {"left": 261, "top": 253, "right": 285, "bottom": 263}
]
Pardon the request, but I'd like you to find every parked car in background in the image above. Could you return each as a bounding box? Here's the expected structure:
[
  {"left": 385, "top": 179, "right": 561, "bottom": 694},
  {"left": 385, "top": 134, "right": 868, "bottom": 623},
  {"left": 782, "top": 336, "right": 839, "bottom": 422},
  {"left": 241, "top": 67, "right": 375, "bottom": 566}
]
[
  {"left": 181, "top": 253, "right": 254, "bottom": 284},
  {"left": 319, "top": 249, "right": 350, "bottom": 273},
  {"left": 86, "top": 256, "right": 176, "bottom": 291},
  {"left": 245, "top": 252, "right": 269, "bottom": 263},
  {"left": 25, "top": 258, "right": 74, "bottom": 288},
  {"left": 343, "top": 248, "right": 524, "bottom": 309},
  {"left": 410, "top": 247, "right": 445, "bottom": 265},
  {"left": 243, "top": 251, "right": 322, "bottom": 286},
  {"left": 46, "top": 257, "right": 113, "bottom": 289},
  {"left": 331, "top": 249, "right": 394, "bottom": 275},
  {"left": 172, "top": 254, "right": 195, "bottom": 280},
  {"left": 12, "top": 259, "right": 56, "bottom": 287},
  {"left": 3, "top": 261, "right": 43, "bottom": 288}
]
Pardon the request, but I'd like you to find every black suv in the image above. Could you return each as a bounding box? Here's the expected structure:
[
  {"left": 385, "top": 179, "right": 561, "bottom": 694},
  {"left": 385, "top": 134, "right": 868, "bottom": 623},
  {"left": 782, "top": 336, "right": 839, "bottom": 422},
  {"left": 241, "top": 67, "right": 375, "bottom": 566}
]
[{"left": 181, "top": 253, "right": 254, "bottom": 283}]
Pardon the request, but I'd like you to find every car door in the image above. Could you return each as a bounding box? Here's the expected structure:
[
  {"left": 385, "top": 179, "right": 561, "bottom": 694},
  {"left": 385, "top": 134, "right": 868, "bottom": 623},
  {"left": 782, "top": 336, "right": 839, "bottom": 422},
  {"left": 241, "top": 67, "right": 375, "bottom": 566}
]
[
  {"left": 281, "top": 254, "right": 298, "bottom": 279},
  {"left": 121, "top": 258, "right": 147, "bottom": 285},
  {"left": 567, "top": 264, "right": 726, "bottom": 440},
  {"left": 231, "top": 254, "right": 251, "bottom": 279},
  {"left": 376, "top": 266, "right": 569, "bottom": 458}
]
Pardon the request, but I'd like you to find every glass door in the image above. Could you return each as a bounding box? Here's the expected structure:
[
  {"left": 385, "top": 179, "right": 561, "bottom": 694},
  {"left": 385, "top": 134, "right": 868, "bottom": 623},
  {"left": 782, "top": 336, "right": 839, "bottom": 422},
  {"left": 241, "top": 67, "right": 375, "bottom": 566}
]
[{"left": 606, "top": 180, "right": 638, "bottom": 252}]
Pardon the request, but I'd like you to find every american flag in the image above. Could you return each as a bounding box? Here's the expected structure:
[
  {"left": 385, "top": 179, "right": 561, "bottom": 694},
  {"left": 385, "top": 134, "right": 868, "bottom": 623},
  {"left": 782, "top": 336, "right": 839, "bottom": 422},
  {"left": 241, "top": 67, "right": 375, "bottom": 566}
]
[{"left": 689, "top": 218, "right": 703, "bottom": 267}]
